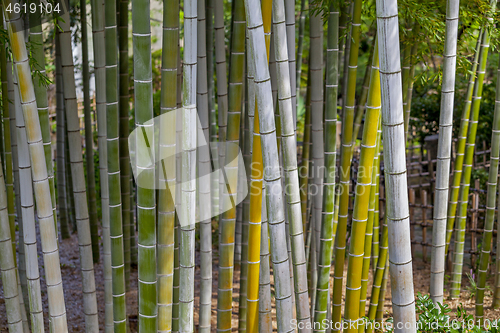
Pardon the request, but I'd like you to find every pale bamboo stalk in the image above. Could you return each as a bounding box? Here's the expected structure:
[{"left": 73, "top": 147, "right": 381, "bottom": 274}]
[
  {"left": 0, "top": 153, "right": 23, "bottom": 333},
  {"left": 29, "top": 1, "right": 58, "bottom": 244},
  {"left": 430, "top": 0, "right": 459, "bottom": 305},
  {"left": 376, "top": 0, "right": 417, "bottom": 328},
  {"left": 197, "top": 0, "right": 212, "bottom": 331},
  {"left": 4, "top": 3, "right": 69, "bottom": 330},
  {"left": 273, "top": 0, "right": 312, "bottom": 329},
  {"left": 285, "top": 0, "right": 296, "bottom": 125},
  {"left": 14, "top": 64, "right": 44, "bottom": 332},
  {"left": 239, "top": 28, "right": 255, "bottom": 332},
  {"left": 245, "top": 0, "right": 295, "bottom": 330},
  {"left": 90, "top": 0, "right": 113, "bottom": 330},
  {"left": 59, "top": 3, "right": 100, "bottom": 330},
  {"left": 179, "top": 0, "right": 197, "bottom": 330},
  {"left": 6, "top": 56, "right": 26, "bottom": 306},
  {"left": 0, "top": 15, "right": 15, "bottom": 258}
]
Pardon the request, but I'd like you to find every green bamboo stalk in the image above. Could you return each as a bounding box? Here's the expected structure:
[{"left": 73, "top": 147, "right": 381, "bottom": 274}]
[
  {"left": 59, "top": 0, "right": 100, "bottom": 328},
  {"left": 475, "top": 52, "right": 500, "bottom": 323},
  {"left": 494, "top": 182, "right": 500, "bottom": 308},
  {"left": 55, "top": 31, "right": 70, "bottom": 239},
  {"left": 375, "top": 259, "right": 389, "bottom": 323},
  {"left": 214, "top": 0, "right": 228, "bottom": 216},
  {"left": 79, "top": 0, "right": 100, "bottom": 264},
  {"left": 118, "top": 0, "right": 131, "bottom": 291},
  {"left": 13, "top": 60, "right": 45, "bottom": 333},
  {"left": 445, "top": 31, "right": 483, "bottom": 254},
  {"left": 90, "top": 0, "right": 113, "bottom": 330},
  {"left": 132, "top": 0, "right": 157, "bottom": 330},
  {"left": 5, "top": 2, "right": 70, "bottom": 330},
  {"left": 430, "top": 0, "right": 460, "bottom": 305},
  {"left": 105, "top": 0, "right": 127, "bottom": 329},
  {"left": 157, "top": 0, "right": 179, "bottom": 330},
  {"left": 365, "top": 219, "right": 388, "bottom": 333},
  {"left": 65, "top": 127, "right": 76, "bottom": 233},
  {"left": 312, "top": 3, "right": 338, "bottom": 331},
  {"left": 332, "top": 0, "right": 363, "bottom": 328},
  {"left": 216, "top": 0, "right": 246, "bottom": 327},
  {"left": 0, "top": 153, "right": 23, "bottom": 333},
  {"left": 359, "top": 120, "right": 382, "bottom": 321},
  {"left": 450, "top": 17, "right": 494, "bottom": 299},
  {"left": 344, "top": 41, "right": 380, "bottom": 333},
  {"left": 352, "top": 35, "right": 376, "bottom": 144},
  {"left": 206, "top": 0, "right": 219, "bottom": 230},
  {"left": 197, "top": 0, "right": 212, "bottom": 330}
]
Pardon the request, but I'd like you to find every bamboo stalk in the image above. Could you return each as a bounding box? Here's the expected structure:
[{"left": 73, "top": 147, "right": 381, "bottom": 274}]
[
  {"left": 312, "top": 3, "right": 338, "bottom": 331},
  {"left": 450, "top": 19, "right": 494, "bottom": 299},
  {"left": 90, "top": 0, "right": 113, "bottom": 330},
  {"left": 14, "top": 61, "right": 45, "bottom": 333},
  {"left": 105, "top": 0, "right": 127, "bottom": 329},
  {"left": 157, "top": 0, "right": 179, "bottom": 330},
  {"left": 59, "top": 0, "right": 100, "bottom": 328},
  {"left": 445, "top": 31, "right": 482, "bottom": 254},
  {"left": 475, "top": 50, "right": 500, "bottom": 323},
  {"left": 197, "top": 0, "right": 212, "bottom": 330},
  {"left": 0, "top": 153, "right": 23, "bottom": 333},
  {"left": 376, "top": 0, "right": 417, "bottom": 328},
  {"left": 5, "top": 2, "right": 70, "bottom": 330},
  {"left": 79, "top": 0, "right": 99, "bottom": 264},
  {"left": 430, "top": 0, "right": 459, "bottom": 305},
  {"left": 132, "top": 0, "right": 157, "bottom": 329},
  {"left": 332, "top": 0, "right": 363, "bottom": 327},
  {"left": 245, "top": 0, "right": 295, "bottom": 330},
  {"left": 118, "top": 0, "right": 131, "bottom": 291}
]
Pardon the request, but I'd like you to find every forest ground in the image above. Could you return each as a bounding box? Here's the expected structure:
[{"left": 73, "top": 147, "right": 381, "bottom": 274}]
[{"left": 1, "top": 227, "right": 499, "bottom": 332}]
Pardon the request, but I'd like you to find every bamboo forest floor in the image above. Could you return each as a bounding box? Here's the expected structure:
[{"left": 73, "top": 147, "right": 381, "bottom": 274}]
[{"left": 1, "top": 230, "right": 500, "bottom": 332}]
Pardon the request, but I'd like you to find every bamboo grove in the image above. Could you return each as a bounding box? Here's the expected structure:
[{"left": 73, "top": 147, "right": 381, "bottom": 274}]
[{"left": 2, "top": 0, "right": 500, "bottom": 331}]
